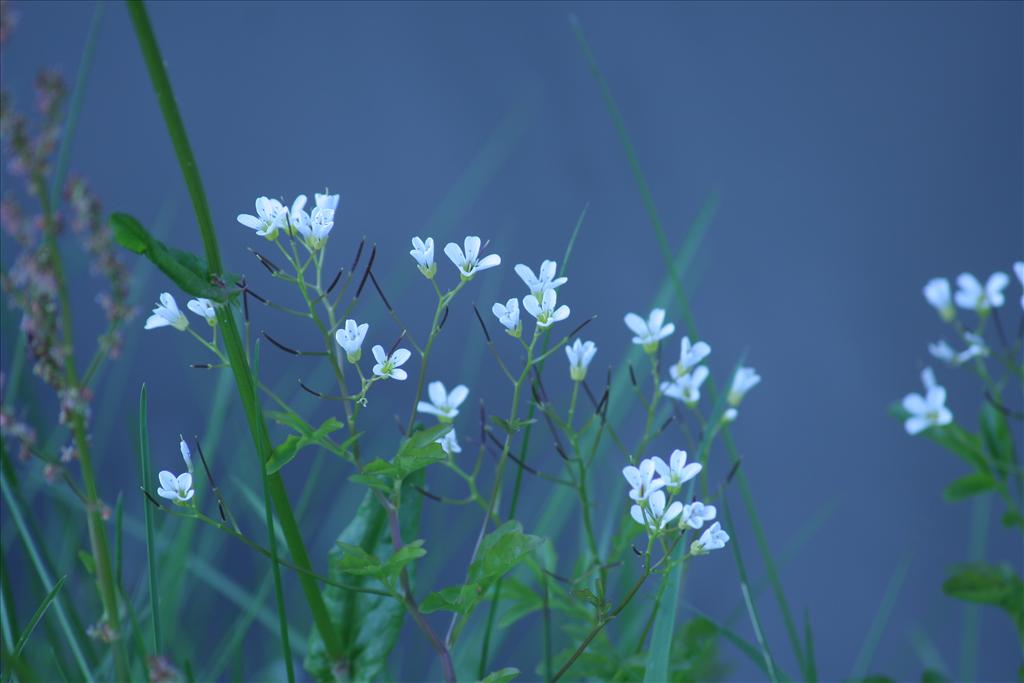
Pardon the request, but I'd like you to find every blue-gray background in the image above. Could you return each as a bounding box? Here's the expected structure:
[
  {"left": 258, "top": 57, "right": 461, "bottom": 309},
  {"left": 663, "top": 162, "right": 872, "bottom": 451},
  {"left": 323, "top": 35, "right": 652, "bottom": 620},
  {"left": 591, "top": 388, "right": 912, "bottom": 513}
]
[{"left": 2, "top": 1, "right": 1022, "bottom": 681}]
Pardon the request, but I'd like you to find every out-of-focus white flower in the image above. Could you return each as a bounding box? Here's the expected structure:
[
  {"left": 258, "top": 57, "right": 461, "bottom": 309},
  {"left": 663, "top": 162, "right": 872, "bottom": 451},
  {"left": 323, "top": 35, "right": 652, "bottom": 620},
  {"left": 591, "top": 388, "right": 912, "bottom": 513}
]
[
  {"left": 728, "top": 367, "right": 761, "bottom": 407},
  {"left": 335, "top": 319, "right": 369, "bottom": 363},
  {"left": 902, "top": 366, "right": 953, "bottom": 435},
  {"left": 295, "top": 207, "right": 334, "bottom": 251},
  {"left": 437, "top": 428, "right": 461, "bottom": 455},
  {"left": 630, "top": 490, "right": 682, "bottom": 532},
  {"left": 145, "top": 293, "right": 189, "bottom": 331},
  {"left": 923, "top": 277, "right": 955, "bottom": 322},
  {"left": 444, "top": 236, "right": 501, "bottom": 279},
  {"left": 237, "top": 196, "right": 287, "bottom": 239},
  {"left": 670, "top": 336, "right": 711, "bottom": 379},
  {"left": 315, "top": 191, "right": 340, "bottom": 212},
  {"left": 1014, "top": 262, "right": 1024, "bottom": 311},
  {"left": 954, "top": 271, "right": 1009, "bottom": 312},
  {"left": 523, "top": 289, "right": 570, "bottom": 329},
  {"left": 624, "top": 309, "right": 675, "bottom": 352},
  {"left": 691, "top": 521, "right": 729, "bottom": 554},
  {"left": 722, "top": 408, "right": 738, "bottom": 423},
  {"left": 410, "top": 237, "right": 436, "bottom": 279},
  {"left": 371, "top": 345, "right": 411, "bottom": 381},
  {"left": 565, "top": 339, "right": 597, "bottom": 382},
  {"left": 157, "top": 471, "right": 194, "bottom": 504},
  {"left": 929, "top": 333, "right": 989, "bottom": 367},
  {"left": 651, "top": 449, "right": 702, "bottom": 492},
  {"left": 179, "top": 437, "right": 193, "bottom": 473},
  {"left": 492, "top": 298, "right": 521, "bottom": 335},
  {"left": 680, "top": 501, "right": 717, "bottom": 530},
  {"left": 186, "top": 298, "right": 217, "bottom": 325},
  {"left": 417, "top": 381, "right": 469, "bottom": 421},
  {"left": 622, "top": 458, "right": 664, "bottom": 502},
  {"left": 515, "top": 260, "right": 567, "bottom": 301},
  {"left": 661, "top": 365, "right": 709, "bottom": 406}
]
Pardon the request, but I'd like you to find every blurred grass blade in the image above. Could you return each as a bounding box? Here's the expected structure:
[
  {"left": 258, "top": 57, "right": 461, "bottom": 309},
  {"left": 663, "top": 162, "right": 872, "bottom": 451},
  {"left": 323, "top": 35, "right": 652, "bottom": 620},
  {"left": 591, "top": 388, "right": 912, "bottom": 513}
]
[
  {"left": 0, "top": 470, "right": 93, "bottom": 682},
  {"left": 960, "top": 492, "right": 990, "bottom": 681},
  {"left": 571, "top": 12, "right": 812, "bottom": 677},
  {"left": 4, "top": 575, "right": 67, "bottom": 680},
  {"left": 850, "top": 556, "right": 910, "bottom": 681},
  {"left": 50, "top": 0, "right": 106, "bottom": 202},
  {"left": 642, "top": 543, "right": 685, "bottom": 682},
  {"left": 138, "top": 384, "right": 162, "bottom": 653},
  {"left": 804, "top": 609, "right": 818, "bottom": 683}
]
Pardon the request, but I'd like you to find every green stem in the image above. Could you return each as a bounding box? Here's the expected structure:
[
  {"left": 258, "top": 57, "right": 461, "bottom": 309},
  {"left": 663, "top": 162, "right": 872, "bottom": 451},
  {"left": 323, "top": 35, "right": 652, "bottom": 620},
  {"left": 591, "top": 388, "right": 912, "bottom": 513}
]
[
  {"left": 36, "top": 176, "right": 128, "bottom": 680},
  {"left": 126, "top": 0, "right": 344, "bottom": 663}
]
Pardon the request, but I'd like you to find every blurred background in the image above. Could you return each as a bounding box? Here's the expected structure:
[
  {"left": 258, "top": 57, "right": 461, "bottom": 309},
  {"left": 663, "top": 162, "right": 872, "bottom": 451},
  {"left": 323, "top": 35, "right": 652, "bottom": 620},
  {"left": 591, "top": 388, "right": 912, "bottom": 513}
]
[{"left": 2, "top": 1, "right": 1021, "bottom": 681}]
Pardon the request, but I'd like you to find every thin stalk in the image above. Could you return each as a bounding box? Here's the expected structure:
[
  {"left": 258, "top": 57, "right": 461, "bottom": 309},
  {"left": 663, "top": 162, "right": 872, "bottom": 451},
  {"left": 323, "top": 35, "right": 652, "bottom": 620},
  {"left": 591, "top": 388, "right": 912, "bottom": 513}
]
[{"left": 126, "top": 0, "right": 344, "bottom": 661}]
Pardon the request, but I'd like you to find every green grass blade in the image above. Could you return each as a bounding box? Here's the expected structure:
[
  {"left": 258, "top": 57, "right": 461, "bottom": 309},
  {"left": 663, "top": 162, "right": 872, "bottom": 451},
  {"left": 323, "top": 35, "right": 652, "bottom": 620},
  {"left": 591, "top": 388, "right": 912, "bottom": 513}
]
[
  {"left": 138, "top": 383, "right": 162, "bottom": 653},
  {"left": 126, "top": 0, "right": 343, "bottom": 659},
  {"left": 6, "top": 575, "right": 67, "bottom": 672},
  {"left": 849, "top": 556, "right": 910, "bottom": 681},
  {"left": 0, "top": 470, "right": 93, "bottom": 682},
  {"left": 724, "top": 499, "right": 778, "bottom": 683},
  {"left": 0, "top": 552, "right": 19, "bottom": 652},
  {"left": 804, "top": 609, "right": 818, "bottom": 683},
  {"left": 642, "top": 543, "right": 685, "bottom": 682}
]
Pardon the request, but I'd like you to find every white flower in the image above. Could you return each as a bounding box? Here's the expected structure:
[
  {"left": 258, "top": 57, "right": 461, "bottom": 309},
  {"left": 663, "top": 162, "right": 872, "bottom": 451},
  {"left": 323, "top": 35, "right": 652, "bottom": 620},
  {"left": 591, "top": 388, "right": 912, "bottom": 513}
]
[
  {"left": 670, "top": 336, "right": 711, "bottom": 379},
  {"left": 523, "top": 289, "right": 570, "bottom": 329},
  {"left": 410, "top": 237, "right": 436, "bottom": 278},
  {"left": 923, "top": 277, "right": 955, "bottom": 322},
  {"left": 622, "top": 458, "right": 665, "bottom": 502},
  {"left": 691, "top": 521, "right": 729, "bottom": 554},
  {"left": 145, "top": 292, "right": 189, "bottom": 331},
  {"left": 179, "top": 437, "right": 193, "bottom": 473},
  {"left": 651, "top": 449, "right": 702, "bottom": 492},
  {"left": 437, "top": 428, "right": 461, "bottom": 455},
  {"left": 681, "top": 501, "right": 717, "bottom": 530},
  {"left": 335, "top": 319, "right": 369, "bottom": 363},
  {"left": 515, "top": 260, "right": 568, "bottom": 300},
  {"left": 288, "top": 194, "right": 309, "bottom": 235},
  {"left": 931, "top": 334, "right": 989, "bottom": 366},
  {"left": 630, "top": 489, "right": 682, "bottom": 532},
  {"left": 624, "top": 308, "right": 675, "bottom": 351},
  {"left": 156, "top": 470, "right": 194, "bottom": 504},
  {"left": 417, "top": 381, "right": 469, "bottom": 421},
  {"left": 902, "top": 366, "right": 953, "bottom": 435},
  {"left": 1014, "top": 261, "right": 1024, "bottom": 311},
  {"left": 565, "top": 339, "right": 597, "bottom": 382},
  {"left": 186, "top": 298, "right": 217, "bottom": 325},
  {"left": 492, "top": 298, "right": 521, "bottom": 335},
  {"left": 728, "top": 367, "right": 761, "bottom": 407},
  {"left": 444, "top": 236, "right": 501, "bottom": 279},
  {"left": 237, "top": 196, "right": 287, "bottom": 239},
  {"left": 315, "top": 191, "right": 340, "bottom": 212},
  {"left": 371, "top": 345, "right": 411, "bottom": 381},
  {"left": 722, "top": 407, "right": 738, "bottom": 423},
  {"left": 661, "top": 365, "right": 709, "bottom": 406},
  {"left": 295, "top": 207, "right": 334, "bottom": 251},
  {"left": 954, "top": 271, "right": 1009, "bottom": 312}
]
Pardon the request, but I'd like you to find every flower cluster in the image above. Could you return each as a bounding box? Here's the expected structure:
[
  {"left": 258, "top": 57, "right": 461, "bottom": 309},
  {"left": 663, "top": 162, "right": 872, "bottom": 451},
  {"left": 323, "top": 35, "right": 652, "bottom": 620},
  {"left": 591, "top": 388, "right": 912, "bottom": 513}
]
[
  {"left": 236, "top": 191, "right": 339, "bottom": 250},
  {"left": 489, "top": 257, "right": 571, "bottom": 335},
  {"left": 144, "top": 292, "right": 217, "bottom": 331},
  {"left": 622, "top": 449, "right": 728, "bottom": 552},
  {"left": 905, "top": 263, "right": 1024, "bottom": 436}
]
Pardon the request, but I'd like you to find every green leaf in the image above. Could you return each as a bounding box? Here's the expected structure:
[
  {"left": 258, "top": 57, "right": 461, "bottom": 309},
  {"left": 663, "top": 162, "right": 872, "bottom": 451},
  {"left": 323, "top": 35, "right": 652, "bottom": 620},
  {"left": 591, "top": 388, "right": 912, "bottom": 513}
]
[
  {"left": 570, "top": 587, "right": 607, "bottom": 615},
  {"left": 335, "top": 543, "right": 384, "bottom": 577},
  {"left": 110, "top": 213, "right": 240, "bottom": 302},
  {"left": 943, "top": 472, "right": 997, "bottom": 501},
  {"left": 1002, "top": 509, "right": 1024, "bottom": 529},
  {"left": 921, "top": 670, "right": 951, "bottom": 683},
  {"left": 489, "top": 416, "right": 536, "bottom": 435},
  {"left": 643, "top": 542, "right": 685, "bottom": 682},
  {"left": 980, "top": 402, "right": 1015, "bottom": 479},
  {"left": 359, "top": 424, "right": 451, "bottom": 482},
  {"left": 76, "top": 551, "right": 95, "bottom": 576},
  {"left": 942, "top": 564, "right": 1024, "bottom": 634},
  {"left": 420, "top": 522, "right": 542, "bottom": 616},
  {"left": 265, "top": 418, "right": 349, "bottom": 474},
  {"left": 347, "top": 474, "right": 393, "bottom": 494},
  {"left": 421, "top": 586, "right": 465, "bottom": 614},
  {"left": 479, "top": 667, "right": 520, "bottom": 683},
  {"left": 304, "top": 473, "right": 425, "bottom": 682},
  {"left": 383, "top": 539, "right": 427, "bottom": 577}
]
